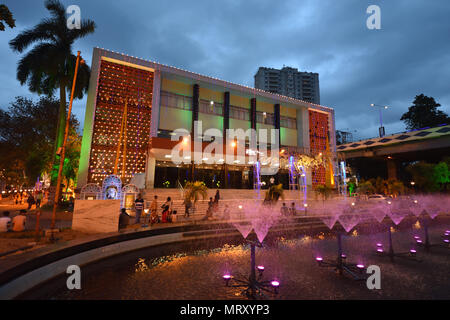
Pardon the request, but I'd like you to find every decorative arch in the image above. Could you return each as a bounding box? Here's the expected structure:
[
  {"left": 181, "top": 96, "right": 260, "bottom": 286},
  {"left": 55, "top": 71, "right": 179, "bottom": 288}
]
[
  {"left": 102, "top": 175, "right": 122, "bottom": 200},
  {"left": 80, "top": 183, "right": 102, "bottom": 200}
]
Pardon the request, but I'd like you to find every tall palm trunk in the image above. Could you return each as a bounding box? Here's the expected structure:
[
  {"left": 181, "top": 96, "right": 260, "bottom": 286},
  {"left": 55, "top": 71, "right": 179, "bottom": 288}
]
[{"left": 51, "top": 80, "right": 66, "bottom": 185}]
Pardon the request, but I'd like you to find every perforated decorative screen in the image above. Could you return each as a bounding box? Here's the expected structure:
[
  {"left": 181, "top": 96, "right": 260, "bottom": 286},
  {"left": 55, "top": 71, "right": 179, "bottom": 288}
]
[
  {"left": 88, "top": 59, "right": 154, "bottom": 184},
  {"left": 309, "top": 110, "right": 329, "bottom": 187}
]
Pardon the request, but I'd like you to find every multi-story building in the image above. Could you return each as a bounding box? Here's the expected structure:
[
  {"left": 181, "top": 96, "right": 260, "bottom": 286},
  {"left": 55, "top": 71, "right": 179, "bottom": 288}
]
[
  {"left": 77, "top": 48, "right": 335, "bottom": 190},
  {"left": 254, "top": 67, "right": 320, "bottom": 104}
]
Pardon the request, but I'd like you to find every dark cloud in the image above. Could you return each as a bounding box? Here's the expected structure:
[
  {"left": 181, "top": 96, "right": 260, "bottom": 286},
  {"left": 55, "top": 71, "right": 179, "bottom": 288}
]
[{"left": 1, "top": 0, "right": 450, "bottom": 140}]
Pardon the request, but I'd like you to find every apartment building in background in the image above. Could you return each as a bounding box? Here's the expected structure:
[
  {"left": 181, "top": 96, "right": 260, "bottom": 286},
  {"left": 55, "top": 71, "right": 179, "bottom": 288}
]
[{"left": 254, "top": 66, "right": 320, "bottom": 105}]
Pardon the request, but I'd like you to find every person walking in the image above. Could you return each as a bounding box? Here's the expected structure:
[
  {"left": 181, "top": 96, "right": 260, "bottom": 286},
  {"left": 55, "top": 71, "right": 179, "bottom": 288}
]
[
  {"left": 214, "top": 190, "right": 220, "bottom": 203},
  {"left": 36, "top": 191, "right": 43, "bottom": 208},
  {"left": 202, "top": 197, "right": 214, "bottom": 221},
  {"left": 183, "top": 197, "right": 192, "bottom": 218},
  {"left": 27, "top": 193, "right": 35, "bottom": 210},
  {"left": 134, "top": 194, "right": 144, "bottom": 224}
]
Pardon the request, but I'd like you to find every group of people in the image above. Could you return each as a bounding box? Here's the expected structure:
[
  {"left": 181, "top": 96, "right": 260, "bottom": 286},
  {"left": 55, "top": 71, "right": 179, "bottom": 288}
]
[
  {"left": 280, "top": 202, "right": 298, "bottom": 216},
  {"left": 0, "top": 210, "right": 27, "bottom": 233},
  {"left": 118, "top": 190, "right": 225, "bottom": 230},
  {"left": 118, "top": 194, "right": 178, "bottom": 230},
  {"left": 12, "top": 191, "right": 44, "bottom": 209}
]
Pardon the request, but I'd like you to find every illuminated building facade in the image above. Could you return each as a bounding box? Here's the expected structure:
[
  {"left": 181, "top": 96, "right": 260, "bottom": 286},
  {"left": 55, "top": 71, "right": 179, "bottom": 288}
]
[{"left": 77, "top": 48, "right": 337, "bottom": 189}]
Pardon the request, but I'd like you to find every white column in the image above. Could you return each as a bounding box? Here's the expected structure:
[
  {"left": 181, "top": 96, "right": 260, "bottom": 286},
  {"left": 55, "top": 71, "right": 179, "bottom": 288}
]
[{"left": 145, "top": 154, "right": 156, "bottom": 189}]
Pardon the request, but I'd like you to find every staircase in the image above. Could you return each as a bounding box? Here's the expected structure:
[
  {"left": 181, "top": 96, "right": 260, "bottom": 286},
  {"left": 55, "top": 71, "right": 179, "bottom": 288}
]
[{"left": 141, "top": 188, "right": 314, "bottom": 221}]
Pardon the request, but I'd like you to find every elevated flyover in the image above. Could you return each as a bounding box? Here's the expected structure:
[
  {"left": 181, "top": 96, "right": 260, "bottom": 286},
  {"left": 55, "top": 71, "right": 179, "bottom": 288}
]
[{"left": 337, "top": 124, "right": 450, "bottom": 179}]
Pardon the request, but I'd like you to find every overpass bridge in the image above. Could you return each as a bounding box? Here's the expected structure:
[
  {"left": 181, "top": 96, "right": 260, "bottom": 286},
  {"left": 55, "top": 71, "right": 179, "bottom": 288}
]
[{"left": 337, "top": 124, "right": 450, "bottom": 180}]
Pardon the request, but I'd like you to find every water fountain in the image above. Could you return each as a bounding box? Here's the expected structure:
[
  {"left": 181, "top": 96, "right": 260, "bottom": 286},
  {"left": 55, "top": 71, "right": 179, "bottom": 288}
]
[
  {"left": 223, "top": 202, "right": 282, "bottom": 299},
  {"left": 375, "top": 200, "right": 420, "bottom": 262},
  {"left": 315, "top": 201, "right": 368, "bottom": 281},
  {"left": 413, "top": 196, "right": 450, "bottom": 252}
]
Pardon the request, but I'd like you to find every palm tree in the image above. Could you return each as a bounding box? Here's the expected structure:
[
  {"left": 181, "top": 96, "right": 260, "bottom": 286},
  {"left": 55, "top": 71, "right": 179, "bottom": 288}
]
[
  {"left": 0, "top": 4, "right": 15, "bottom": 31},
  {"left": 9, "top": 0, "right": 95, "bottom": 184},
  {"left": 315, "top": 184, "right": 332, "bottom": 202},
  {"left": 184, "top": 181, "right": 208, "bottom": 207},
  {"left": 265, "top": 184, "right": 285, "bottom": 204}
]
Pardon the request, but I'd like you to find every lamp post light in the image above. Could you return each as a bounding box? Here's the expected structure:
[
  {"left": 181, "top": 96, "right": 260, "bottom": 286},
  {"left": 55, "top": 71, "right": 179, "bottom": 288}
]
[
  {"left": 50, "top": 51, "right": 83, "bottom": 241},
  {"left": 370, "top": 103, "right": 389, "bottom": 137}
]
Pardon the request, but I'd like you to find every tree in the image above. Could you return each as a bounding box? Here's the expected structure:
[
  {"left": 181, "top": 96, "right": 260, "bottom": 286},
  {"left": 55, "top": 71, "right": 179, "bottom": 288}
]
[
  {"left": 314, "top": 184, "right": 332, "bottom": 202},
  {"left": 433, "top": 162, "right": 450, "bottom": 191},
  {"left": 0, "top": 96, "right": 80, "bottom": 186},
  {"left": 184, "top": 181, "right": 208, "bottom": 206},
  {"left": 400, "top": 94, "right": 450, "bottom": 130},
  {"left": 357, "top": 180, "right": 376, "bottom": 195},
  {"left": 406, "top": 161, "right": 439, "bottom": 193},
  {"left": 9, "top": 0, "right": 95, "bottom": 184},
  {"left": 0, "top": 4, "right": 15, "bottom": 31},
  {"left": 265, "top": 184, "right": 285, "bottom": 203},
  {"left": 386, "top": 179, "right": 405, "bottom": 198}
]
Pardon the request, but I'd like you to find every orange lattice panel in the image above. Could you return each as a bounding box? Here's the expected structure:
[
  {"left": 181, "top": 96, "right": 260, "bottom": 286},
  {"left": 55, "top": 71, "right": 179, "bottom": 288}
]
[
  {"left": 88, "top": 59, "right": 154, "bottom": 184},
  {"left": 309, "top": 110, "right": 329, "bottom": 187}
]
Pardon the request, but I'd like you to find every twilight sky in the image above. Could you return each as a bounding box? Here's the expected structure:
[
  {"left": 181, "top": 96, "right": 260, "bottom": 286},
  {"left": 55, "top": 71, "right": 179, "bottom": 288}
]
[{"left": 1, "top": 0, "right": 450, "bottom": 141}]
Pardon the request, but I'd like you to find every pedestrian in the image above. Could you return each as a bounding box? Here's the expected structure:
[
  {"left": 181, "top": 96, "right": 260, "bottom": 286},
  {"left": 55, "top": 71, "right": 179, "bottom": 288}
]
[
  {"left": 162, "top": 196, "right": 173, "bottom": 213},
  {"left": 150, "top": 195, "right": 158, "bottom": 221},
  {"left": 0, "top": 211, "right": 11, "bottom": 232},
  {"left": 280, "top": 203, "right": 289, "bottom": 216},
  {"left": 171, "top": 210, "right": 177, "bottom": 223},
  {"left": 27, "top": 193, "right": 35, "bottom": 210},
  {"left": 68, "top": 196, "right": 75, "bottom": 212},
  {"left": 118, "top": 208, "right": 130, "bottom": 231},
  {"left": 134, "top": 193, "right": 144, "bottom": 224},
  {"left": 161, "top": 205, "right": 170, "bottom": 223},
  {"left": 203, "top": 197, "right": 215, "bottom": 221},
  {"left": 289, "top": 202, "right": 297, "bottom": 216},
  {"left": 36, "top": 191, "right": 43, "bottom": 208},
  {"left": 214, "top": 189, "right": 220, "bottom": 203},
  {"left": 183, "top": 197, "right": 192, "bottom": 218},
  {"left": 222, "top": 205, "right": 230, "bottom": 220}
]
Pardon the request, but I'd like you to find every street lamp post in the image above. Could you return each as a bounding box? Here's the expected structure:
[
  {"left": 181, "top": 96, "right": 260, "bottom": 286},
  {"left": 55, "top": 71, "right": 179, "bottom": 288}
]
[
  {"left": 370, "top": 104, "right": 389, "bottom": 137},
  {"left": 50, "top": 51, "right": 83, "bottom": 238}
]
